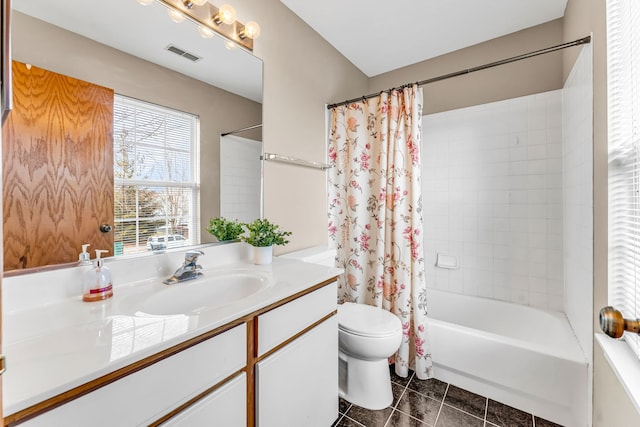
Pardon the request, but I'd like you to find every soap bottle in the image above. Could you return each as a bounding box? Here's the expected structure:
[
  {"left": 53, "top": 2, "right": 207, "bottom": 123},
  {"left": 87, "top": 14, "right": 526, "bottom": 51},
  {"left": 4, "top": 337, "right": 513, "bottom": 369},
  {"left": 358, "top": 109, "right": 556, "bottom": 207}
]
[
  {"left": 78, "top": 243, "right": 92, "bottom": 266},
  {"left": 82, "top": 249, "right": 113, "bottom": 302}
]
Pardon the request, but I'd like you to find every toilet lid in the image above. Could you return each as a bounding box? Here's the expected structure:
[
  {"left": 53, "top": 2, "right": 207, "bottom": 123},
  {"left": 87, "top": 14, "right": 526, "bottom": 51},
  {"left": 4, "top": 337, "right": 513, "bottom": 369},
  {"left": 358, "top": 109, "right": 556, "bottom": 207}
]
[{"left": 337, "top": 302, "right": 403, "bottom": 337}]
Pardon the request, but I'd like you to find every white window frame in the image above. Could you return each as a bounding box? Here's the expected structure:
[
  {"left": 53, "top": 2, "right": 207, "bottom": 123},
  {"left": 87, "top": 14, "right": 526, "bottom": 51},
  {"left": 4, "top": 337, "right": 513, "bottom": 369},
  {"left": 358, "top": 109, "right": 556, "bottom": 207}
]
[
  {"left": 113, "top": 94, "right": 200, "bottom": 253},
  {"left": 603, "top": 0, "right": 640, "bottom": 413}
]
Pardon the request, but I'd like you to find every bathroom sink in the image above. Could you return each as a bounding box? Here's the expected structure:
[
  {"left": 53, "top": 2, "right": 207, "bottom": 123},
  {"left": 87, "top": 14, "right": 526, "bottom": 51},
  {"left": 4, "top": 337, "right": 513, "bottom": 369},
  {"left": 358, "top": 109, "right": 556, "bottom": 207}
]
[{"left": 135, "top": 272, "right": 271, "bottom": 315}]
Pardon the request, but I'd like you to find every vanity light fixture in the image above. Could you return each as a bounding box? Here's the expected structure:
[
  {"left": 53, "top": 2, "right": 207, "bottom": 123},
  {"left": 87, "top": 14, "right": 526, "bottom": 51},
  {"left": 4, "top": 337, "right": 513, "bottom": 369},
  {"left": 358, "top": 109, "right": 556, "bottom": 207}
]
[
  {"left": 239, "top": 21, "right": 260, "bottom": 40},
  {"left": 141, "top": 0, "right": 260, "bottom": 51},
  {"left": 212, "top": 4, "right": 236, "bottom": 25}
]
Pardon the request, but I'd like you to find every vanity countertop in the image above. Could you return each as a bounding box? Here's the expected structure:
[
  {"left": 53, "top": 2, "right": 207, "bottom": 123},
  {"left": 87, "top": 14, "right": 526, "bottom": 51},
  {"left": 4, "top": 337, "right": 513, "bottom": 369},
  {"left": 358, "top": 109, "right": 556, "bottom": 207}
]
[{"left": 2, "top": 252, "right": 341, "bottom": 416}]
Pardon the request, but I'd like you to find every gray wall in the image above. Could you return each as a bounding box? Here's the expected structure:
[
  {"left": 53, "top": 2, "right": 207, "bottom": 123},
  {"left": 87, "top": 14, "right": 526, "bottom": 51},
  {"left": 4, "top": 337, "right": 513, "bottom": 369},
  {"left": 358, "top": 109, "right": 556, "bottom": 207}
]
[
  {"left": 232, "top": 0, "right": 370, "bottom": 254},
  {"left": 368, "top": 19, "right": 565, "bottom": 115}
]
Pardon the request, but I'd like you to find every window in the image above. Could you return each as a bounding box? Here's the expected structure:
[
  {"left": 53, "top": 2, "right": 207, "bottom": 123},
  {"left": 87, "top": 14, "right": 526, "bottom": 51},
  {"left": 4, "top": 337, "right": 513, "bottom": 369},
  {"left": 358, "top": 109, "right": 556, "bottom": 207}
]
[
  {"left": 113, "top": 95, "right": 200, "bottom": 254},
  {"left": 607, "top": 0, "right": 640, "bottom": 358}
]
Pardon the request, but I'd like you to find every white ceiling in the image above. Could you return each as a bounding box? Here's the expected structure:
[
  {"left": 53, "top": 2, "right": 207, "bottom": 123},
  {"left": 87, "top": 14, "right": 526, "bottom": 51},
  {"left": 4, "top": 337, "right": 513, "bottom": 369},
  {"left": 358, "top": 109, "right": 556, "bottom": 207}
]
[
  {"left": 12, "top": 0, "right": 263, "bottom": 102},
  {"left": 280, "top": 0, "right": 569, "bottom": 77}
]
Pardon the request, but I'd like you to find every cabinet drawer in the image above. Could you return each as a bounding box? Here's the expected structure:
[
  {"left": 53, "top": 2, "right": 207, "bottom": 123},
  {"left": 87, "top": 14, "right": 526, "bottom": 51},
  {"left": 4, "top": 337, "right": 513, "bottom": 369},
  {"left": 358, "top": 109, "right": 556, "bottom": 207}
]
[
  {"left": 161, "top": 372, "right": 246, "bottom": 426},
  {"left": 257, "top": 281, "right": 336, "bottom": 356},
  {"left": 23, "top": 324, "right": 247, "bottom": 427}
]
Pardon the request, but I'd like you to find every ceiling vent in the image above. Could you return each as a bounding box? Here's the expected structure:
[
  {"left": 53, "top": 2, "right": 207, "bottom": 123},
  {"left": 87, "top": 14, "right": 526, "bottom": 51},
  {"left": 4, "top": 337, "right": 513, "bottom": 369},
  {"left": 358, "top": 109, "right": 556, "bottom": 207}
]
[{"left": 165, "top": 45, "right": 202, "bottom": 62}]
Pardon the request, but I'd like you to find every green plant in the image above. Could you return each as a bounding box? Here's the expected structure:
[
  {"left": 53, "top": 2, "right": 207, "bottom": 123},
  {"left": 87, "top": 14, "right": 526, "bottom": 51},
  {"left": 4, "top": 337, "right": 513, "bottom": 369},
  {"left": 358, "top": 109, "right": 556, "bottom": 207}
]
[
  {"left": 206, "top": 217, "right": 244, "bottom": 241},
  {"left": 241, "top": 218, "right": 292, "bottom": 247}
]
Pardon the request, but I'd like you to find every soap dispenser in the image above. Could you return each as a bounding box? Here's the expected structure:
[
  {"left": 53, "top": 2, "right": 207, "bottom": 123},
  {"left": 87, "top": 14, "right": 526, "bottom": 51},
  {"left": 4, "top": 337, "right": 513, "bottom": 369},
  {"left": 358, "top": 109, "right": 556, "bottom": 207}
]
[
  {"left": 78, "top": 244, "right": 92, "bottom": 266},
  {"left": 82, "top": 249, "right": 113, "bottom": 302}
]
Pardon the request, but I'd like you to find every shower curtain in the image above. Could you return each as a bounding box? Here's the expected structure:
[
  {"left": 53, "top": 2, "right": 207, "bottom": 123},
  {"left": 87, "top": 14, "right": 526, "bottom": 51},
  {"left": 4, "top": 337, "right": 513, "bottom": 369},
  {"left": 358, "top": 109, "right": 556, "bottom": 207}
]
[{"left": 328, "top": 85, "right": 432, "bottom": 380}]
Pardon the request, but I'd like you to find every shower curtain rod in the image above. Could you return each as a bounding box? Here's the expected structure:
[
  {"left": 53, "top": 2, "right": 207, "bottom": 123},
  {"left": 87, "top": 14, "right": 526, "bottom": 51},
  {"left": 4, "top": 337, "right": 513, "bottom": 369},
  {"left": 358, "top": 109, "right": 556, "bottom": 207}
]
[
  {"left": 327, "top": 35, "right": 591, "bottom": 109},
  {"left": 221, "top": 123, "right": 263, "bottom": 137}
]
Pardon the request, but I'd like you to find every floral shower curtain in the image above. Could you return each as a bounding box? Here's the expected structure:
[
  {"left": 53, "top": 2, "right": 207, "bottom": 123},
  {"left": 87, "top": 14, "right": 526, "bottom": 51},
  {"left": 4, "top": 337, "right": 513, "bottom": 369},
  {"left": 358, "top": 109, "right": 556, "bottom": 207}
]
[{"left": 328, "top": 85, "right": 432, "bottom": 380}]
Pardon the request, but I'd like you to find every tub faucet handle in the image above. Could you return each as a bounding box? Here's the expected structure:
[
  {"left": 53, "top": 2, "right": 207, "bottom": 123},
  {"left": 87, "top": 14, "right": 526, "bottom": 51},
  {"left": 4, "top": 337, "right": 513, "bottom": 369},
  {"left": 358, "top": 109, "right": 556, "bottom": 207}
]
[{"left": 599, "top": 306, "right": 640, "bottom": 338}]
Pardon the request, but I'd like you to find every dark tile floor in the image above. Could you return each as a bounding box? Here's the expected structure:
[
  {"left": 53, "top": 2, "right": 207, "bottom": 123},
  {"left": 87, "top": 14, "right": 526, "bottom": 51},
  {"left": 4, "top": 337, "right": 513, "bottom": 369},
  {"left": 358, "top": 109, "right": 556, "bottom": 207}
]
[{"left": 332, "top": 367, "right": 564, "bottom": 427}]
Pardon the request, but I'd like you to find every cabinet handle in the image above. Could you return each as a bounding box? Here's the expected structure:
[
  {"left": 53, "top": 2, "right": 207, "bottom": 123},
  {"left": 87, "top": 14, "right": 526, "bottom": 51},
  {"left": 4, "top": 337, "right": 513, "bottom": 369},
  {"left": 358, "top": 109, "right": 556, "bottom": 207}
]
[{"left": 0, "top": 354, "right": 6, "bottom": 375}]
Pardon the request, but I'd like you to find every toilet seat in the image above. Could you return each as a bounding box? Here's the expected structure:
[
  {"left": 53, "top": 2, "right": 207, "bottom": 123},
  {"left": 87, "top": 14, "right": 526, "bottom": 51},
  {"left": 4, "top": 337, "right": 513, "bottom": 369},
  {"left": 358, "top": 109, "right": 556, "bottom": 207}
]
[{"left": 337, "top": 302, "right": 402, "bottom": 338}]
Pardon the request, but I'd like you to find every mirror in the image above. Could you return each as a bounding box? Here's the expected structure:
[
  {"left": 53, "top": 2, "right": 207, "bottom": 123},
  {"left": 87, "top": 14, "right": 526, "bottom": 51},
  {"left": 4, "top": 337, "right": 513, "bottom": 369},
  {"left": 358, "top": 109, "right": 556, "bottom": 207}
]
[{"left": 4, "top": 0, "right": 263, "bottom": 272}]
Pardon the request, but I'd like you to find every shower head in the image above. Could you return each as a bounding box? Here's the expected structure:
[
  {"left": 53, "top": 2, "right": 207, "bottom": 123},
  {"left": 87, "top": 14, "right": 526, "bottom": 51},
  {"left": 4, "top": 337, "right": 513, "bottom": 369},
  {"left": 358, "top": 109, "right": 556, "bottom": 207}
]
[{"left": 599, "top": 306, "right": 640, "bottom": 338}]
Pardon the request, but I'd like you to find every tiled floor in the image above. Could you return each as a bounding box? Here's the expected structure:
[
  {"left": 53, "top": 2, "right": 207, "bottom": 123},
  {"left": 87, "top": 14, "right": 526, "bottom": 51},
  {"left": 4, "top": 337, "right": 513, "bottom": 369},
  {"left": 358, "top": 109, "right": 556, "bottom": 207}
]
[{"left": 332, "top": 367, "right": 564, "bottom": 427}]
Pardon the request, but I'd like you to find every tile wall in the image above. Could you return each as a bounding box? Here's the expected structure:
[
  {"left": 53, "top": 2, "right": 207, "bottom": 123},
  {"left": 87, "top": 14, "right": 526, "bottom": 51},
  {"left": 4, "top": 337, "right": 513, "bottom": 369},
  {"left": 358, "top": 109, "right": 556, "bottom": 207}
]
[
  {"left": 562, "top": 45, "right": 593, "bottom": 424},
  {"left": 422, "top": 90, "right": 564, "bottom": 310},
  {"left": 563, "top": 45, "right": 593, "bottom": 360},
  {"left": 220, "top": 135, "right": 262, "bottom": 223}
]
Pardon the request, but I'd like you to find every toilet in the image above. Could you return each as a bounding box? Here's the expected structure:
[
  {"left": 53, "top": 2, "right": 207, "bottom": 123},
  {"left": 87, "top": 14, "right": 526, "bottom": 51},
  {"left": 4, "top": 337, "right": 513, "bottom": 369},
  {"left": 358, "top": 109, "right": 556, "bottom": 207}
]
[
  {"left": 280, "top": 246, "right": 404, "bottom": 410},
  {"left": 337, "top": 302, "right": 402, "bottom": 410}
]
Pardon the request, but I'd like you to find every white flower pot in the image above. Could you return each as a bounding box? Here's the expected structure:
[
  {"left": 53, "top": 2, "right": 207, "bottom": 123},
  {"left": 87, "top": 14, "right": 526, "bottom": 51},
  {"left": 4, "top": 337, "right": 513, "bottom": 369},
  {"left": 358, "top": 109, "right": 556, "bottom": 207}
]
[{"left": 252, "top": 245, "right": 273, "bottom": 265}]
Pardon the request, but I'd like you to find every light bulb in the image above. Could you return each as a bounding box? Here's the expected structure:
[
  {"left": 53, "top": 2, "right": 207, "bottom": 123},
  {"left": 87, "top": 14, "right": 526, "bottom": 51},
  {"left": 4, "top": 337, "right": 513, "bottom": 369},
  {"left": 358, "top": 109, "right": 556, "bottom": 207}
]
[
  {"left": 168, "top": 8, "right": 186, "bottom": 23},
  {"left": 198, "top": 25, "right": 215, "bottom": 39},
  {"left": 136, "top": 0, "right": 155, "bottom": 5},
  {"left": 240, "top": 21, "right": 260, "bottom": 40},
  {"left": 213, "top": 4, "right": 236, "bottom": 25},
  {"left": 192, "top": 0, "right": 208, "bottom": 5}
]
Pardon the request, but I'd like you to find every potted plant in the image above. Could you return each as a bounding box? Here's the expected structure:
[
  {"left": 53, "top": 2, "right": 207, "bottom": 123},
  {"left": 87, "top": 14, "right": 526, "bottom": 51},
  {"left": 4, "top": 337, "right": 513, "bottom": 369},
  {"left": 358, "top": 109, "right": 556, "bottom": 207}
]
[
  {"left": 242, "top": 218, "right": 292, "bottom": 264},
  {"left": 206, "top": 217, "right": 245, "bottom": 242}
]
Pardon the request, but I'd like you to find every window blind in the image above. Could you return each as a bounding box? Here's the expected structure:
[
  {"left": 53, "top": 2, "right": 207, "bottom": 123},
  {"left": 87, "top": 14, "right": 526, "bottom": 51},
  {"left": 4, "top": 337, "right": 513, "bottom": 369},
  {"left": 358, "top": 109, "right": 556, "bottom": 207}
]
[
  {"left": 608, "top": 0, "right": 640, "bottom": 358},
  {"left": 113, "top": 95, "right": 200, "bottom": 255}
]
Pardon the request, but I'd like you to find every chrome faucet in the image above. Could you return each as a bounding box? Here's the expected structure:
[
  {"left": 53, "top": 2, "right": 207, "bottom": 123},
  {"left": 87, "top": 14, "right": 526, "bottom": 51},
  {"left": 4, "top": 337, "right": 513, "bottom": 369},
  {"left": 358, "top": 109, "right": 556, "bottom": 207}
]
[{"left": 163, "top": 250, "right": 204, "bottom": 285}]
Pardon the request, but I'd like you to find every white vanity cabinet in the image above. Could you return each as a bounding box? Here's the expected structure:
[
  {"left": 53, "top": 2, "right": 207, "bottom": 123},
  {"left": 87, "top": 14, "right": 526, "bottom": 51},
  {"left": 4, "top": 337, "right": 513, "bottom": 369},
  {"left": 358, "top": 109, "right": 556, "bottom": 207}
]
[
  {"left": 8, "top": 274, "right": 340, "bottom": 427},
  {"left": 255, "top": 282, "right": 338, "bottom": 427},
  {"left": 21, "top": 324, "right": 247, "bottom": 427}
]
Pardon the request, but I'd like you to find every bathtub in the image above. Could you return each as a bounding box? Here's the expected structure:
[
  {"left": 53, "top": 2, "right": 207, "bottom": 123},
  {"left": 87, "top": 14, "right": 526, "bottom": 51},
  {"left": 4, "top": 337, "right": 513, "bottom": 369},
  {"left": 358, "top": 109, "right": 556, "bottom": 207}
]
[{"left": 427, "top": 289, "right": 588, "bottom": 427}]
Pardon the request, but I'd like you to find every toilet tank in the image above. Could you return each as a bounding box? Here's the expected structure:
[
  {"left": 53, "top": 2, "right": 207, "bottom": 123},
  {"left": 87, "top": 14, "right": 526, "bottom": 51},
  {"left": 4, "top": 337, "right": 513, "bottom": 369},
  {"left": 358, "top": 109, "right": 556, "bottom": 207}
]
[{"left": 279, "top": 246, "right": 337, "bottom": 267}]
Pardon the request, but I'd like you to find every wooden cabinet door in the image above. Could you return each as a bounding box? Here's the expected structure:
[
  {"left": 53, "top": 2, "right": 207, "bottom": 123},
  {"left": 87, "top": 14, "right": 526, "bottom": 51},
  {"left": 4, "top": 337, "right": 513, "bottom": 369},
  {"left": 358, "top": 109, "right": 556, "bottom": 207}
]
[{"left": 2, "top": 61, "right": 114, "bottom": 271}]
